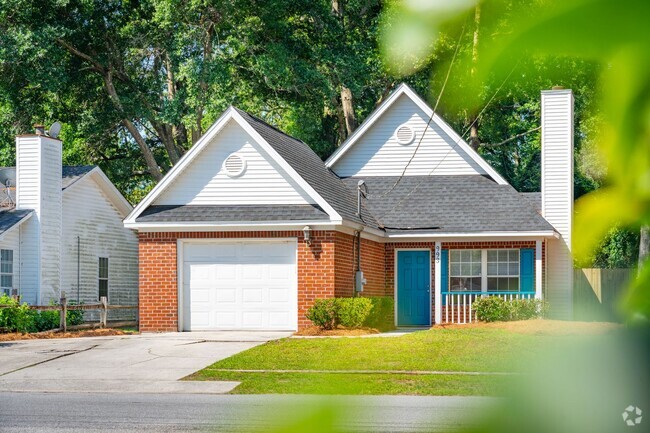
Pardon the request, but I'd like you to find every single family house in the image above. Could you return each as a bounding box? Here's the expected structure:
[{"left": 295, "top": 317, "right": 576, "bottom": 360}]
[
  {"left": 0, "top": 129, "right": 139, "bottom": 311},
  {"left": 125, "top": 84, "right": 573, "bottom": 332}
]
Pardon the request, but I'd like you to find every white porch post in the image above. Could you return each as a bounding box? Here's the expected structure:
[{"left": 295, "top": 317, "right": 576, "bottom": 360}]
[
  {"left": 535, "top": 240, "right": 543, "bottom": 299},
  {"left": 434, "top": 242, "right": 442, "bottom": 324}
]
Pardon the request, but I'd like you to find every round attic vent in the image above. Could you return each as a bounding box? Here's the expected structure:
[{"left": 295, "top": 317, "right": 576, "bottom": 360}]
[
  {"left": 223, "top": 153, "right": 246, "bottom": 177},
  {"left": 395, "top": 124, "right": 415, "bottom": 145}
]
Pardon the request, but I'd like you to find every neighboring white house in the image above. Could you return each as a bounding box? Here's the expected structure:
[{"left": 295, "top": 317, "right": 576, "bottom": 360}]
[{"left": 0, "top": 130, "right": 138, "bottom": 313}]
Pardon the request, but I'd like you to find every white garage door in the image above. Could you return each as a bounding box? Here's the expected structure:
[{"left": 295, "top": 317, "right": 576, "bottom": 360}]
[{"left": 182, "top": 240, "right": 297, "bottom": 331}]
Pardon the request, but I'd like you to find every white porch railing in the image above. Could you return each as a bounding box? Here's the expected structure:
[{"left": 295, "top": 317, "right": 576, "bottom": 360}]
[{"left": 441, "top": 291, "right": 536, "bottom": 324}]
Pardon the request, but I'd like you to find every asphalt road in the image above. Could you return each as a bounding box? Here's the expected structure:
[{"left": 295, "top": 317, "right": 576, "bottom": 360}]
[{"left": 0, "top": 392, "right": 493, "bottom": 432}]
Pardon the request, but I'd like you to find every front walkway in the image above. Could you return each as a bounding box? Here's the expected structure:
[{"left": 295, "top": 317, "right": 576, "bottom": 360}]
[{"left": 0, "top": 331, "right": 290, "bottom": 394}]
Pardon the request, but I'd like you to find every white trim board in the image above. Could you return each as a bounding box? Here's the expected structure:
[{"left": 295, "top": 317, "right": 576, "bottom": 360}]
[
  {"left": 124, "top": 107, "right": 342, "bottom": 225},
  {"left": 325, "top": 83, "right": 508, "bottom": 185}
]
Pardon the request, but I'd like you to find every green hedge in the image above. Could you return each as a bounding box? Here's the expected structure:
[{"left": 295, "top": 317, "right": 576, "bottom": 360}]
[
  {"left": 306, "top": 296, "right": 394, "bottom": 331},
  {"left": 0, "top": 295, "right": 85, "bottom": 333},
  {"left": 363, "top": 297, "right": 395, "bottom": 331},
  {"left": 473, "top": 296, "right": 548, "bottom": 322}
]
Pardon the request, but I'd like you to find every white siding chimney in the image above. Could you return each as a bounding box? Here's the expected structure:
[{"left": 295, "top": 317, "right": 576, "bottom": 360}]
[
  {"left": 16, "top": 133, "right": 62, "bottom": 304},
  {"left": 541, "top": 88, "right": 574, "bottom": 319}
]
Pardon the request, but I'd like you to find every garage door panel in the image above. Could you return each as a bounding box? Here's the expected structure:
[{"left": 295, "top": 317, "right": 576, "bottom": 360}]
[
  {"left": 269, "top": 311, "right": 290, "bottom": 326},
  {"left": 242, "top": 311, "right": 263, "bottom": 327},
  {"left": 183, "top": 241, "right": 297, "bottom": 331},
  {"left": 215, "top": 264, "right": 237, "bottom": 279},
  {"left": 269, "top": 288, "right": 289, "bottom": 303},
  {"left": 214, "top": 311, "right": 237, "bottom": 327},
  {"left": 215, "top": 287, "right": 237, "bottom": 303}
]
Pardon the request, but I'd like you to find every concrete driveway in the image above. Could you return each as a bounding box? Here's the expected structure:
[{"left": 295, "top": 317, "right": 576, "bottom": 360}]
[{"left": 0, "top": 331, "right": 290, "bottom": 394}]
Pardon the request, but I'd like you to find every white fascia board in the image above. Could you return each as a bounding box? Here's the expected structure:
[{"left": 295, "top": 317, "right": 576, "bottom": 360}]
[
  {"left": 126, "top": 220, "right": 339, "bottom": 232},
  {"left": 326, "top": 83, "right": 409, "bottom": 167},
  {"left": 0, "top": 211, "right": 33, "bottom": 242},
  {"left": 385, "top": 231, "right": 558, "bottom": 242},
  {"left": 125, "top": 107, "right": 342, "bottom": 225},
  {"left": 326, "top": 83, "right": 509, "bottom": 186}
]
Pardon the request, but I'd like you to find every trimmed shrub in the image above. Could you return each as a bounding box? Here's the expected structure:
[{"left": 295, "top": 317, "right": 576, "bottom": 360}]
[
  {"left": 305, "top": 298, "right": 339, "bottom": 330},
  {"left": 337, "top": 297, "right": 373, "bottom": 328},
  {"left": 509, "top": 298, "right": 548, "bottom": 320},
  {"left": 0, "top": 295, "right": 34, "bottom": 333},
  {"left": 306, "top": 297, "right": 375, "bottom": 330},
  {"left": 474, "top": 296, "right": 547, "bottom": 322},
  {"left": 363, "top": 297, "right": 396, "bottom": 331},
  {"left": 474, "top": 296, "right": 510, "bottom": 322}
]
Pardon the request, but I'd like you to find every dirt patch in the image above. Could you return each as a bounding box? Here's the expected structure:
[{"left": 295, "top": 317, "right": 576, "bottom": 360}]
[
  {"left": 437, "top": 319, "right": 621, "bottom": 336},
  {"left": 295, "top": 326, "right": 380, "bottom": 336},
  {"left": 0, "top": 328, "right": 134, "bottom": 341}
]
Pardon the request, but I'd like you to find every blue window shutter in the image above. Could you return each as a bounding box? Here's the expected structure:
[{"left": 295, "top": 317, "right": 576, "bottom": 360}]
[
  {"left": 440, "top": 249, "right": 449, "bottom": 305},
  {"left": 520, "top": 248, "right": 535, "bottom": 293}
]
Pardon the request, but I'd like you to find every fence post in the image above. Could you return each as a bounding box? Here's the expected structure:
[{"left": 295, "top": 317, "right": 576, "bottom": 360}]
[
  {"left": 100, "top": 296, "right": 108, "bottom": 328},
  {"left": 60, "top": 291, "right": 67, "bottom": 332}
]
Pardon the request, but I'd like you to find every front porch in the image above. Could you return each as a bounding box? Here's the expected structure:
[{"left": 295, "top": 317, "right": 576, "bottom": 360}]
[{"left": 387, "top": 240, "right": 545, "bottom": 327}]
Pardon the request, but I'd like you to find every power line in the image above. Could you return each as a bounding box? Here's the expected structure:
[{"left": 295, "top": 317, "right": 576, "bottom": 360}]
[
  {"left": 482, "top": 126, "right": 541, "bottom": 147},
  {"left": 374, "top": 67, "right": 520, "bottom": 224},
  {"left": 377, "top": 23, "right": 467, "bottom": 200}
]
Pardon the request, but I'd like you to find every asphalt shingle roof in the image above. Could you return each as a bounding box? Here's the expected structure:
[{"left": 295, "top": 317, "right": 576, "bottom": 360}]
[
  {"left": 136, "top": 204, "right": 329, "bottom": 223},
  {"left": 0, "top": 209, "right": 32, "bottom": 236},
  {"left": 234, "top": 108, "right": 379, "bottom": 229},
  {"left": 341, "top": 175, "right": 555, "bottom": 234}
]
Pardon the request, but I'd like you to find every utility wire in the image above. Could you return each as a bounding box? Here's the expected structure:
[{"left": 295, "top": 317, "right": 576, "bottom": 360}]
[
  {"left": 374, "top": 66, "right": 519, "bottom": 224},
  {"left": 481, "top": 126, "right": 540, "bottom": 147},
  {"left": 376, "top": 23, "right": 467, "bottom": 200}
]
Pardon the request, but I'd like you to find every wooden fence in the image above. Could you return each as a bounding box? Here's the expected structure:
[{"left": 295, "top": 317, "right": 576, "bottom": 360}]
[
  {"left": 0, "top": 291, "right": 137, "bottom": 332},
  {"left": 573, "top": 268, "right": 634, "bottom": 322}
]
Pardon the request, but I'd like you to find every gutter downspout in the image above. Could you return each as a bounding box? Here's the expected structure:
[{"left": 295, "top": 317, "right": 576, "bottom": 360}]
[{"left": 354, "top": 230, "right": 361, "bottom": 297}]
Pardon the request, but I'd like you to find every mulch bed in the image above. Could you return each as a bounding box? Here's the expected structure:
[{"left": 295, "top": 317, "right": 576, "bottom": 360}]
[
  {"left": 437, "top": 319, "right": 622, "bottom": 336},
  {"left": 0, "top": 328, "right": 133, "bottom": 342}
]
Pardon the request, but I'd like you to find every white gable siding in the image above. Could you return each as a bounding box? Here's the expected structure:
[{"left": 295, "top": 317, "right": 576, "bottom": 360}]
[
  {"left": 61, "top": 177, "right": 138, "bottom": 319},
  {"left": 155, "top": 120, "right": 314, "bottom": 206},
  {"left": 331, "top": 94, "right": 487, "bottom": 177},
  {"left": 0, "top": 227, "right": 21, "bottom": 296},
  {"left": 541, "top": 89, "right": 574, "bottom": 319}
]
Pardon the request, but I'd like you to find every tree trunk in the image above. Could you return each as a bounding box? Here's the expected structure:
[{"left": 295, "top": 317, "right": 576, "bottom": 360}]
[
  {"left": 340, "top": 86, "right": 357, "bottom": 137},
  {"left": 640, "top": 225, "right": 650, "bottom": 272},
  {"left": 103, "top": 72, "right": 163, "bottom": 182},
  {"left": 163, "top": 56, "right": 183, "bottom": 163},
  {"left": 469, "top": 4, "right": 481, "bottom": 151}
]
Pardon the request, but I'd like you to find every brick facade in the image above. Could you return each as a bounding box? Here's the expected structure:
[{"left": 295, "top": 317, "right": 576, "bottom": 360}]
[
  {"left": 138, "top": 230, "right": 339, "bottom": 332},
  {"left": 138, "top": 230, "right": 545, "bottom": 331}
]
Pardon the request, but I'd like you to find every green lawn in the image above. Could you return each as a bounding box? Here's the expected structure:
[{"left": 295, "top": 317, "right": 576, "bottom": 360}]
[{"left": 188, "top": 322, "right": 614, "bottom": 396}]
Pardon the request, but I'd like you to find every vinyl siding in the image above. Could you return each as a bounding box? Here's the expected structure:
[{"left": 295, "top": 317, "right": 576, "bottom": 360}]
[
  {"left": 39, "top": 140, "right": 62, "bottom": 303},
  {"left": 331, "top": 94, "right": 487, "bottom": 177},
  {"left": 61, "top": 177, "right": 138, "bottom": 319},
  {"left": 541, "top": 90, "right": 574, "bottom": 319},
  {"left": 155, "top": 120, "right": 314, "bottom": 206}
]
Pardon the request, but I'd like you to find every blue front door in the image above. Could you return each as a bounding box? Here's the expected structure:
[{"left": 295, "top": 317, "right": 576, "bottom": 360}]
[{"left": 397, "top": 250, "right": 431, "bottom": 326}]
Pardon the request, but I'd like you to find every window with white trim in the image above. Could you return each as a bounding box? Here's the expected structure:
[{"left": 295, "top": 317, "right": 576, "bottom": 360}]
[
  {"left": 449, "top": 250, "right": 482, "bottom": 292},
  {"left": 487, "top": 249, "right": 520, "bottom": 292},
  {"left": 98, "top": 257, "right": 109, "bottom": 301},
  {"left": 0, "top": 249, "right": 13, "bottom": 295}
]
